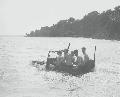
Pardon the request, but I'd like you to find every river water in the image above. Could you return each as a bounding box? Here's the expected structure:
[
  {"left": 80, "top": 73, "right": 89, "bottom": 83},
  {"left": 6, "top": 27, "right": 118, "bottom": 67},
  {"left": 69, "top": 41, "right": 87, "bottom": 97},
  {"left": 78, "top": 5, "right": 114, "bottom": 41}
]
[{"left": 0, "top": 36, "right": 120, "bottom": 97}]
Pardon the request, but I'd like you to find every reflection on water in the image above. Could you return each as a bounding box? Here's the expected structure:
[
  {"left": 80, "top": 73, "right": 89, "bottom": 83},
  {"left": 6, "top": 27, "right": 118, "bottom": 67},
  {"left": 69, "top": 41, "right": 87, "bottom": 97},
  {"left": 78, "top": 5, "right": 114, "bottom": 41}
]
[{"left": 0, "top": 37, "right": 120, "bottom": 97}]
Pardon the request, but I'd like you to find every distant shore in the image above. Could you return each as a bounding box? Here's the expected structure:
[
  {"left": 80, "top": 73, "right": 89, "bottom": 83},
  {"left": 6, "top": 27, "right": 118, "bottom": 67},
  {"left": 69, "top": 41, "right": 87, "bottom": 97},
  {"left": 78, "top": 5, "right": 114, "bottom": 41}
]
[
  {"left": 26, "top": 6, "right": 120, "bottom": 41},
  {"left": 25, "top": 35, "right": 120, "bottom": 41}
]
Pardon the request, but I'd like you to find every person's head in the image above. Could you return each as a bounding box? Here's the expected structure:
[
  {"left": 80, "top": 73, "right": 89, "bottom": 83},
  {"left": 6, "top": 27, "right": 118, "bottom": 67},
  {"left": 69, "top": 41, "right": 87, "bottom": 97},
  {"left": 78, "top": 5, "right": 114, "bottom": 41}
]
[
  {"left": 57, "top": 51, "right": 62, "bottom": 56},
  {"left": 71, "top": 51, "right": 74, "bottom": 56},
  {"left": 82, "top": 47, "right": 86, "bottom": 54},
  {"left": 74, "top": 50, "right": 78, "bottom": 56},
  {"left": 64, "top": 49, "right": 68, "bottom": 54}
]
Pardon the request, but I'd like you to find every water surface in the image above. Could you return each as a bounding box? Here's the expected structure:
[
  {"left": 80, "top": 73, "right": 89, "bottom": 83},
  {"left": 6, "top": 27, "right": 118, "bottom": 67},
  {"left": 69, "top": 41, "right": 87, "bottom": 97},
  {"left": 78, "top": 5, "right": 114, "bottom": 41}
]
[{"left": 0, "top": 37, "right": 120, "bottom": 97}]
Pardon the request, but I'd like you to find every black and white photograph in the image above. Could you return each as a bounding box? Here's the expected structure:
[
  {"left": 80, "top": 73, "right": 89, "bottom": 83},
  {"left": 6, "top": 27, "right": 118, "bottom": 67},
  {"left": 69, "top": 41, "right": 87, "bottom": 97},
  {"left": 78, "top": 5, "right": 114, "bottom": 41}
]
[{"left": 0, "top": 0, "right": 120, "bottom": 97}]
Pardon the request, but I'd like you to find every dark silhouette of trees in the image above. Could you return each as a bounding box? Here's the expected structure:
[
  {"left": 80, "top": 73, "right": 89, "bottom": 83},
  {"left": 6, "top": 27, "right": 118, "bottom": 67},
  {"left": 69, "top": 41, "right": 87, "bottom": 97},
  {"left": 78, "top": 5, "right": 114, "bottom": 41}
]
[{"left": 26, "top": 6, "right": 120, "bottom": 40}]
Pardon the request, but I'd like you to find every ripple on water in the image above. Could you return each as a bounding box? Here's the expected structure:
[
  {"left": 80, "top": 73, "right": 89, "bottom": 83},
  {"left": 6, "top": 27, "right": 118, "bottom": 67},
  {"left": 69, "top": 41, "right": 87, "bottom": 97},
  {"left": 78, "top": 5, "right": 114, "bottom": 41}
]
[{"left": 0, "top": 37, "right": 120, "bottom": 97}]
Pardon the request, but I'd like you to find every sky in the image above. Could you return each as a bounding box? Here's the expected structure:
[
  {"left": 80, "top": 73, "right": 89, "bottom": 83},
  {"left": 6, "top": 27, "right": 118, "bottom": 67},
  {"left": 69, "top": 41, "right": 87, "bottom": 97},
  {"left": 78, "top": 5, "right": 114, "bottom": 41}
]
[{"left": 0, "top": 0, "right": 120, "bottom": 35}]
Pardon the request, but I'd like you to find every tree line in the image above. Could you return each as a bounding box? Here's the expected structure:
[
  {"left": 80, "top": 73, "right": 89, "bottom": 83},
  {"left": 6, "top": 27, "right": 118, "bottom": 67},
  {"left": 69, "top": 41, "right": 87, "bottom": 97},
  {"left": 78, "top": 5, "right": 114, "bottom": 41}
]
[{"left": 26, "top": 6, "right": 120, "bottom": 40}]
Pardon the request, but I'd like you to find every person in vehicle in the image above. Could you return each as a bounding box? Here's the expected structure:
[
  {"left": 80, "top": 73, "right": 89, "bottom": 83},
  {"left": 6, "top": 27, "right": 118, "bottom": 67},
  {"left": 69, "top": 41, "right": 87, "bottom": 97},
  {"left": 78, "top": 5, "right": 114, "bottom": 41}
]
[
  {"left": 81, "top": 47, "right": 89, "bottom": 64},
  {"left": 74, "top": 50, "right": 83, "bottom": 66},
  {"left": 64, "top": 49, "right": 75, "bottom": 66},
  {"left": 70, "top": 51, "right": 75, "bottom": 65},
  {"left": 56, "top": 51, "right": 64, "bottom": 66},
  {"left": 62, "top": 49, "right": 75, "bottom": 73}
]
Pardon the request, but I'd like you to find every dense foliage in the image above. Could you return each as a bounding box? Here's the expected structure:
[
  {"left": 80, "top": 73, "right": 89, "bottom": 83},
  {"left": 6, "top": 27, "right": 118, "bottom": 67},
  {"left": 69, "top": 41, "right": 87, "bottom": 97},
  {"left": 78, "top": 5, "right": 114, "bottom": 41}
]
[{"left": 26, "top": 6, "right": 120, "bottom": 40}]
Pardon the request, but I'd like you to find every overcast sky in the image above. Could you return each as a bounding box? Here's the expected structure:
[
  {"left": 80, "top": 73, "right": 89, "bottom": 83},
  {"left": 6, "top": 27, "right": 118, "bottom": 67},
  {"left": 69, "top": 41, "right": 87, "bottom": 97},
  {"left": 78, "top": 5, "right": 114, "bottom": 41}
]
[{"left": 0, "top": 0, "right": 120, "bottom": 35}]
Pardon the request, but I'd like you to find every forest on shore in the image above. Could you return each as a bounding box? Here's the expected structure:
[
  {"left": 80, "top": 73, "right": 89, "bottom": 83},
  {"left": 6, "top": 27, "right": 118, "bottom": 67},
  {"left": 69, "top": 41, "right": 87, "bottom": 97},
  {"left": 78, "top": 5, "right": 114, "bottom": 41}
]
[{"left": 26, "top": 6, "right": 120, "bottom": 40}]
